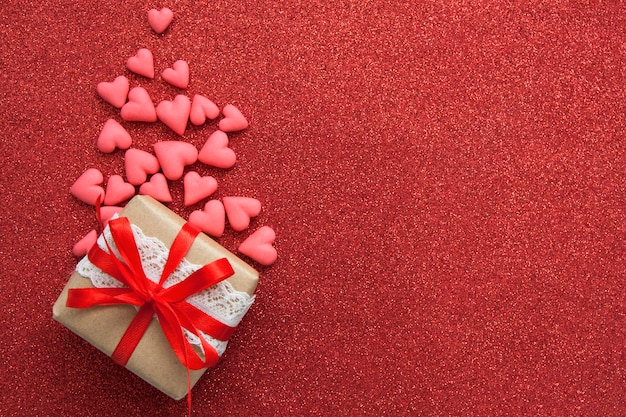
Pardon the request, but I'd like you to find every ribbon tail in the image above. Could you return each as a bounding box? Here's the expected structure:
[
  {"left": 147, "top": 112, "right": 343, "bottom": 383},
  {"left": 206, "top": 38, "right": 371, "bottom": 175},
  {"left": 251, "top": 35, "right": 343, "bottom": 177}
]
[{"left": 111, "top": 303, "right": 154, "bottom": 366}]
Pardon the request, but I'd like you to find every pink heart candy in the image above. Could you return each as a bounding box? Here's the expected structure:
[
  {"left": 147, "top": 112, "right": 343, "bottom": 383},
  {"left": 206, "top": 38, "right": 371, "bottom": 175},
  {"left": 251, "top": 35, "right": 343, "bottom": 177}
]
[
  {"left": 238, "top": 226, "right": 277, "bottom": 266},
  {"left": 162, "top": 60, "right": 189, "bottom": 89},
  {"left": 121, "top": 87, "right": 157, "bottom": 122},
  {"left": 139, "top": 173, "right": 172, "bottom": 203},
  {"left": 97, "top": 76, "right": 129, "bottom": 108},
  {"left": 188, "top": 200, "right": 225, "bottom": 237},
  {"left": 97, "top": 119, "right": 132, "bottom": 153},
  {"left": 183, "top": 171, "right": 218, "bottom": 206},
  {"left": 104, "top": 174, "right": 135, "bottom": 205},
  {"left": 70, "top": 168, "right": 105, "bottom": 206},
  {"left": 148, "top": 7, "right": 173, "bottom": 34},
  {"left": 156, "top": 94, "right": 191, "bottom": 135},
  {"left": 218, "top": 104, "right": 248, "bottom": 132},
  {"left": 73, "top": 230, "right": 98, "bottom": 257},
  {"left": 153, "top": 141, "right": 198, "bottom": 180},
  {"left": 101, "top": 206, "right": 124, "bottom": 226},
  {"left": 198, "top": 130, "right": 236, "bottom": 169},
  {"left": 124, "top": 148, "right": 160, "bottom": 185},
  {"left": 223, "top": 196, "right": 261, "bottom": 231},
  {"left": 126, "top": 48, "right": 154, "bottom": 78},
  {"left": 189, "top": 94, "right": 219, "bottom": 125}
]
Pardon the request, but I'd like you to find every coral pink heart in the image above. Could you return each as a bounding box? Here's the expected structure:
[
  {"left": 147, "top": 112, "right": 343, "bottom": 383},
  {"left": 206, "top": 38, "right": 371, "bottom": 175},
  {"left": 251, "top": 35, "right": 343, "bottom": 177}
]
[
  {"left": 198, "top": 130, "right": 236, "bottom": 169},
  {"left": 124, "top": 148, "right": 160, "bottom": 185},
  {"left": 97, "top": 119, "right": 132, "bottom": 153},
  {"left": 121, "top": 87, "right": 157, "bottom": 122},
  {"left": 156, "top": 95, "right": 191, "bottom": 135},
  {"left": 183, "top": 171, "right": 218, "bottom": 206},
  {"left": 162, "top": 60, "right": 189, "bottom": 89},
  {"left": 100, "top": 206, "right": 124, "bottom": 226},
  {"left": 153, "top": 141, "right": 198, "bottom": 180},
  {"left": 126, "top": 48, "right": 154, "bottom": 78},
  {"left": 189, "top": 94, "right": 219, "bottom": 125},
  {"left": 188, "top": 200, "right": 225, "bottom": 237},
  {"left": 218, "top": 104, "right": 248, "bottom": 132},
  {"left": 97, "top": 76, "right": 129, "bottom": 108},
  {"left": 238, "top": 226, "right": 277, "bottom": 266},
  {"left": 223, "top": 196, "right": 262, "bottom": 231},
  {"left": 148, "top": 7, "right": 173, "bottom": 34},
  {"left": 104, "top": 174, "right": 135, "bottom": 205},
  {"left": 139, "top": 173, "right": 172, "bottom": 203},
  {"left": 73, "top": 230, "right": 98, "bottom": 257},
  {"left": 70, "top": 168, "right": 105, "bottom": 206}
]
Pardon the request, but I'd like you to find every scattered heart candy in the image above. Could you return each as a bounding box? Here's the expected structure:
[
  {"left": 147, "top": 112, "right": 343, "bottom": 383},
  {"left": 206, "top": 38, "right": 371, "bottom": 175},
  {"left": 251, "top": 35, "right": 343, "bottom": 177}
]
[
  {"left": 139, "top": 173, "right": 172, "bottom": 202},
  {"left": 121, "top": 87, "right": 157, "bottom": 122},
  {"left": 218, "top": 104, "right": 248, "bottom": 132},
  {"left": 238, "top": 226, "right": 277, "bottom": 266},
  {"left": 97, "top": 76, "right": 129, "bottom": 108},
  {"left": 188, "top": 200, "right": 225, "bottom": 237},
  {"left": 97, "top": 119, "right": 132, "bottom": 153},
  {"left": 198, "top": 130, "right": 236, "bottom": 169},
  {"left": 126, "top": 48, "right": 154, "bottom": 78},
  {"left": 73, "top": 230, "right": 98, "bottom": 257},
  {"left": 104, "top": 174, "right": 135, "bottom": 205},
  {"left": 70, "top": 168, "right": 105, "bottom": 206},
  {"left": 100, "top": 206, "right": 124, "bottom": 226},
  {"left": 223, "top": 196, "right": 261, "bottom": 231},
  {"left": 162, "top": 60, "right": 189, "bottom": 89},
  {"left": 190, "top": 94, "right": 220, "bottom": 125},
  {"left": 183, "top": 171, "right": 218, "bottom": 206},
  {"left": 125, "top": 148, "right": 160, "bottom": 185},
  {"left": 153, "top": 141, "right": 198, "bottom": 180},
  {"left": 156, "top": 94, "right": 191, "bottom": 135},
  {"left": 148, "top": 7, "right": 173, "bottom": 34}
]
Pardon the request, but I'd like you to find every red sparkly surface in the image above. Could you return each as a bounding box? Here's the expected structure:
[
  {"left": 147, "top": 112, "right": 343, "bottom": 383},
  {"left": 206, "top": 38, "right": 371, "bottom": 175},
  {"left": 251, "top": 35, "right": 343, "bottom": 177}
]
[{"left": 1, "top": 1, "right": 625, "bottom": 416}]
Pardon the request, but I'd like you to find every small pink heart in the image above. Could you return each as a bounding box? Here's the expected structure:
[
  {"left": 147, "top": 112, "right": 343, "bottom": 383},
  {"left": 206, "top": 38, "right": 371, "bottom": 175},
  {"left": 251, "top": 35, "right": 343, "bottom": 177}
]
[
  {"left": 238, "top": 226, "right": 277, "bottom": 266},
  {"left": 183, "top": 171, "right": 218, "bottom": 206},
  {"left": 198, "top": 130, "right": 236, "bottom": 169},
  {"left": 162, "top": 60, "right": 189, "bottom": 89},
  {"left": 121, "top": 87, "right": 157, "bottom": 122},
  {"left": 73, "top": 230, "right": 98, "bottom": 257},
  {"left": 148, "top": 7, "right": 173, "bottom": 34},
  {"left": 189, "top": 94, "right": 219, "bottom": 125},
  {"left": 153, "top": 141, "right": 198, "bottom": 180},
  {"left": 97, "top": 119, "right": 132, "bottom": 153},
  {"left": 104, "top": 174, "right": 135, "bottom": 205},
  {"left": 223, "top": 196, "right": 261, "bottom": 231},
  {"left": 125, "top": 148, "right": 160, "bottom": 185},
  {"left": 156, "top": 95, "right": 191, "bottom": 135},
  {"left": 218, "top": 104, "right": 248, "bottom": 132},
  {"left": 188, "top": 200, "right": 225, "bottom": 237},
  {"left": 127, "top": 48, "right": 154, "bottom": 78},
  {"left": 70, "top": 168, "right": 105, "bottom": 206},
  {"left": 139, "top": 173, "right": 172, "bottom": 203},
  {"left": 97, "top": 76, "right": 129, "bottom": 108},
  {"left": 101, "top": 206, "right": 124, "bottom": 226}
]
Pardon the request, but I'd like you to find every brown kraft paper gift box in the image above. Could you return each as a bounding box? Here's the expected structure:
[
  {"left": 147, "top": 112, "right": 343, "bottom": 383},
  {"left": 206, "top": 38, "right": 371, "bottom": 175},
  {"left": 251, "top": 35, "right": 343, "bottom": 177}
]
[{"left": 53, "top": 195, "right": 259, "bottom": 400}]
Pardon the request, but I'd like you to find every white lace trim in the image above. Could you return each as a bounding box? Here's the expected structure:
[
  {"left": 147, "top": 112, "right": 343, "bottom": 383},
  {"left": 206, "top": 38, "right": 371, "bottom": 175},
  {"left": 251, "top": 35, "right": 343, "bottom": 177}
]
[{"left": 75, "top": 219, "right": 255, "bottom": 356}]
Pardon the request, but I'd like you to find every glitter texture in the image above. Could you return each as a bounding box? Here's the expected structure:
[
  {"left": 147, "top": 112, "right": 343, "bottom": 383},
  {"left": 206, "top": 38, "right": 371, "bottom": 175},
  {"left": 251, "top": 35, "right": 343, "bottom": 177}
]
[{"left": 1, "top": 1, "right": 625, "bottom": 416}]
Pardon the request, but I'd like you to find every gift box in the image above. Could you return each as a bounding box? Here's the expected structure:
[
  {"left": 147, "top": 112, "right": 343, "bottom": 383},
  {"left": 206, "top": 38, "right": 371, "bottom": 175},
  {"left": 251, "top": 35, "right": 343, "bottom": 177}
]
[{"left": 53, "top": 195, "right": 259, "bottom": 400}]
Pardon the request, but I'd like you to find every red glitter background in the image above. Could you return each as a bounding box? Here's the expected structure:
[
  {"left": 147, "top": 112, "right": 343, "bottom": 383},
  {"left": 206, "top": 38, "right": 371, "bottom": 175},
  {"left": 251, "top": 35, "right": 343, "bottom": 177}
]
[{"left": 1, "top": 1, "right": 625, "bottom": 416}]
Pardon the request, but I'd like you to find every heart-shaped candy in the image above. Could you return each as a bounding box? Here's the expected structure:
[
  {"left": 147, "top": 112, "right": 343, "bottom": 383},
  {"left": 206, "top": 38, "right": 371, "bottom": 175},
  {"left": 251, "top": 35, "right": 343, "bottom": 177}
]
[
  {"left": 97, "top": 76, "right": 129, "bottom": 108},
  {"left": 189, "top": 94, "right": 219, "bottom": 125},
  {"left": 101, "top": 206, "right": 124, "bottom": 226},
  {"left": 126, "top": 48, "right": 154, "bottom": 78},
  {"left": 223, "top": 196, "right": 261, "bottom": 231},
  {"left": 104, "top": 174, "right": 135, "bottom": 205},
  {"left": 73, "top": 230, "right": 98, "bottom": 257},
  {"left": 198, "top": 130, "right": 236, "bottom": 169},
  {"left": 162, "top": 60, "right": 189, "bottom": 89},
  {"left": 218, "top": 104, "right": 248, "bottom": 132},
  {"left": 97, "top": 119, "right": 132, "bottom": 153},
  {"left": 148, "top": 7, "right": 173, "bottom": 34},
  {"left": 153, "top": 141, "right": 198, "bottom": 180},
  {"left": 139, "top": 173, "right": 172, "bottom": 203},
  {"left": 184, "top": 171, "right": 218, "bottom": 206},
  {"left": 70, "top": 168, "right": 105, "bottom": 206},
  {"left": 188, "top": 200, "right": 225, "bottom": 237},
  {"left": 125, "top": 148, "right": 160, "bottom": 185},
  {"left": 238, "top": 226, "right": 277, "bottom": 266},
  {"left": 156, "top": 95, "right": 191, "bottom": 135},
  {"left": 121, "top": 87, "right": 157, "bottom": 122}
]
